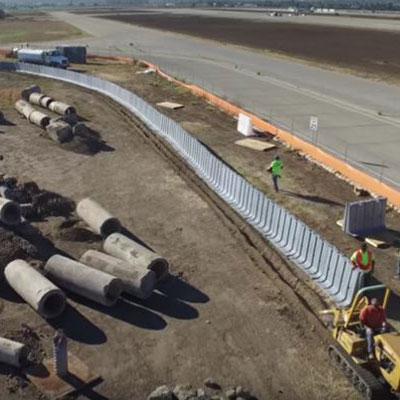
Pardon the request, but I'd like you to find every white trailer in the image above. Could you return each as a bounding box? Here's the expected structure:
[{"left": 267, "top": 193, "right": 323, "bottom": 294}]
[{"left": 17, "top": 49, "right": 69, "bottom": 69}]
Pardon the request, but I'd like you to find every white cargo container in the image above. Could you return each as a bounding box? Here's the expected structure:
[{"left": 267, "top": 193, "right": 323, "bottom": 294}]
[{"left": 17, "top": 49, "right": 69, "bottom": 69}]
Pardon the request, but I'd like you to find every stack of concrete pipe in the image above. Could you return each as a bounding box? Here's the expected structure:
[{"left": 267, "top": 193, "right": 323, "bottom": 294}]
[
  {"left": 80, "top": 250, "right": 156, "bottom": 299},
  {"left": 15, "top": 100, "right": 50, "bottom": 129},
  {"left": 76, "top": 197, "right": 169, "bottom": 295},
  {"left": 4, "top": 260, "right": 66, "bottom": 319},
  {"left": 24, "top": 86, "right": 77, "bottom": 116},
  {"left": 15, "top": 98, "right": 71, "bottom": 143}
]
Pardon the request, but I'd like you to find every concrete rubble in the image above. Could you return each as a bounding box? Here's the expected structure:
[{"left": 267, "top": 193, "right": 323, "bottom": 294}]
[{"left": 147, "top": 382, "right": 258, "bottom": 400}]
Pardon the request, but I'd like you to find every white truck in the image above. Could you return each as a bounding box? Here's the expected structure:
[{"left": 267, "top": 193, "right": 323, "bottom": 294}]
[{"left": 16, "top": 49, "right": 69, "bottom": 69}]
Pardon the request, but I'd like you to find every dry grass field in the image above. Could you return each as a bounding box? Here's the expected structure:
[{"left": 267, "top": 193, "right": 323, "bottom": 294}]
[{"left": 0, "top": 13, "right": 85, "bottom": 45}]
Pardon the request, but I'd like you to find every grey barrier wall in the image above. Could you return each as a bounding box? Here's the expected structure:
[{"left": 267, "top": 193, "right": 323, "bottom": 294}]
[
  {"left": 0, "top": 62, "right": 362, "bottom": 307},
  {"left": 344, "top": 197, "right": 387, "bottom": 237}
]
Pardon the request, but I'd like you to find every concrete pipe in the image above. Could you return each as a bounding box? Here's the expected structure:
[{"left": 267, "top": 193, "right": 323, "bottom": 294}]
[
  {"left": 28, "top": 110, "right": 50, "bottom": 129},
  {"left": 48, "top": 101, "right": 76, "bottom": 116},
  {"left": 80, "top": 250, "right": 156, "bottom": 299},
  {"left": 0, "top": 198, "right": 21, "bottom": 226},
  {"left": 103, "top": 233, "right": 169, "bottom": 281},
  {"left": 28, "top": 92, "right": 45, "bottom": 106},
  {"left": 39, "top": 96, "right": 54, "bottom": 108},
  {"left": 44, "top": 255, "right": 123, "bottom": 306},
  {"left": 4, "top": 260, "right": 66, "bottom": 319},
  {"left": 46, "top": 121, "right": 73, "bottom": 143},
  {"left": 21, "top": 85, "right": 41, "bottom": 101},
  {"left": 15, "top": 100, "right": 34, "bottom": 120},
  {"left": 0, "top": 337, "right": 28, "bottom": 368},
  {"left": 76, "top": 198, "right": 121, "bottom": 238}
]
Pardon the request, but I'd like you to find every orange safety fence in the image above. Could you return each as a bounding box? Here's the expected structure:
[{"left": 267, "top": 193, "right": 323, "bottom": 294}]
[{"left": 142, "top": 60, "right": 400, "bottom": 209}]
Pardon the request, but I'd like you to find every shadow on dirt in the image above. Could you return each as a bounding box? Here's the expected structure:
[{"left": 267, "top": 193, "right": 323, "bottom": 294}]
[
  {"left": 61, "top": 127, "right": 115, "bottom": 156},
  {"left": 282, "top": 190, "right": 344, "bottom": 207},
  {"left": 131, "top": 291, "right": 199, "bottom": 320},
  {"left": 120, "top": 227, "right": 154, "bottom": 251},
  {"left": 0, "top": 118, "right": 15, "bottom": 126},
  {"left": 49, "top": 304, "right": 107, "bottom": 345},
  {"left": 67, "top": 293, "right": 167, "bottom": 331},
  {"left": 158, "top": 275, "right": 209, "bottom": 304}
]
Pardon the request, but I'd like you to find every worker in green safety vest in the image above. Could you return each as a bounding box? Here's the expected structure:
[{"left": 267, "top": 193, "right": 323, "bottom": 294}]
[{"left": 268, "top": 155, "right": 283, "bottom": 192}]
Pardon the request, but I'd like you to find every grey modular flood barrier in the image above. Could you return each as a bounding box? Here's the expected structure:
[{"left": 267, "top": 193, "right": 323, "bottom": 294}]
[
  {"left": 0, "top": 62, "right": 362, "bottom": 307},
  {"left": 344, "top": 197, "right": 387, "bottom": 237}
]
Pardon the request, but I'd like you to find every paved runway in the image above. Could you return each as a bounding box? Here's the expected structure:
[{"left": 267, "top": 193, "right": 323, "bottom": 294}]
[{"left": 51, "top": 11, "right": 400, "bottom": 189}]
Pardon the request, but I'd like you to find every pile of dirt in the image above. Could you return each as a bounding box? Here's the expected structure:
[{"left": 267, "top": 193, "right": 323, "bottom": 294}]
[
  {"left": 53, "top": 218, "right": 101, "bottom": 242},
  {"left": 6, "top": 324, "right": 45, "bottom": 365},
  {"left": 1, "top": 177, "right": 75, "bottom": 219},
  {"left": 31, "top": 190, "right": 75, "bottom": 219},
  {"left": 3, "top": 325, "right": 45, "bottom": 397},
  {"left": 148, "top": 381, "right": 258, "bottom": 400},
  {"left": 0, "top": 226, "right": 37, "bottom": 273}
]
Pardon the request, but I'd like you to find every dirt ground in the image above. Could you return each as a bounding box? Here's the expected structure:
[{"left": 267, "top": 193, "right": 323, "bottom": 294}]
[
  {"left": 0, "top": 13, "right": 85, "bottom": 45},
  {"left": 0, "top": 72, "right": 360, "bottom": 399},
  {"left": 97, "top": 12, "right": 400, "bottom": 82},
  {"left": 76, "top": 58, "right": 400, "bottom": 297}
]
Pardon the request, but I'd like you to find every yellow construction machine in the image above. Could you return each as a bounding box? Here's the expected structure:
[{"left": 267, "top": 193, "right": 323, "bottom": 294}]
[{"left": 323, "top": 284, "right": 400, "bottom": 400}]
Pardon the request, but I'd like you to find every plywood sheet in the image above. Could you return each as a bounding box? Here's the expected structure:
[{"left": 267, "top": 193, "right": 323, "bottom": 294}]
[
  {"left": 235, "top": 138, "right": 276, "bottom": 151},
  {"left": 157, "top": 101, "right": 184, "bottom": 110}
]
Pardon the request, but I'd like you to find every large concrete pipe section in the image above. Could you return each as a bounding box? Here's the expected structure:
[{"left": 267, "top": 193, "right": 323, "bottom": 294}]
[
  {"left": 46, "top": 121, "right": 72, "bottom": 143},
  {"left": 4, "top": 260, "right": 66, "bottom": 319},
  {"left": 103, "top": 233, "right": 169, "bottom": 281},
  {"left": 39, "top": 96, "right": 54, "bottom": 108},
  {"left": 0, "top": 337, "right": 28, "bottom": 368},
  {"left": 48, "top": 101, "right": 76, "bottom": 116},
  {"left": 21, "top": 85, "right": 41, "bottom": 101},
  {"left": 15, "top": 100, "right": 34, "bottom": 120},
  {"left": 28, "top": 92, "right": 45, "bottom": 106},
  {"left": 80, "top": 250, "right": 156, "bottom": 299},
  {"left": 76, "top": 198, "right": 121, "bottom": 238},
  {"left": 28, "top": 110, "right": 50, "bottom": 129},
  {"left": 0, "top": 198, "right": 21, "bottom": 226},
  {"left": 44, "top": 255, "right": 123, "bottom": 306}
]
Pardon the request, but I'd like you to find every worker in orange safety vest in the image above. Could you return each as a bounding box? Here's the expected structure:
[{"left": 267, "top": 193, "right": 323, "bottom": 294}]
[{"left": 351, "top": 242, "right": 375, "bottom": 287}]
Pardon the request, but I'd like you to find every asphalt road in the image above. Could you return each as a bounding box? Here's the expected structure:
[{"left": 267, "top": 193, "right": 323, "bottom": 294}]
[{"left": 51, "top": 11, "right": 400, "bottom": 189}]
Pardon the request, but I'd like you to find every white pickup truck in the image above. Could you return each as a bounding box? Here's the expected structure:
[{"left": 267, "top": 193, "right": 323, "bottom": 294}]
[{"left": 16, "top": 49, "right": 69, "bottom": 69}]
